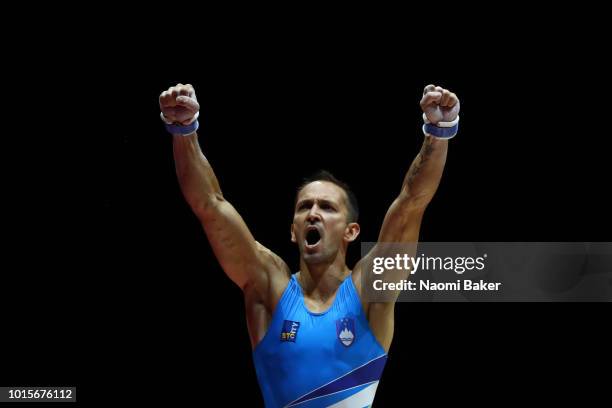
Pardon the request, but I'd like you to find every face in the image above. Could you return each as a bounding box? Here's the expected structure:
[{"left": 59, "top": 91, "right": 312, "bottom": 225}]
[{"left": 291, "top": 181, "right": 360, "bottom": 264}]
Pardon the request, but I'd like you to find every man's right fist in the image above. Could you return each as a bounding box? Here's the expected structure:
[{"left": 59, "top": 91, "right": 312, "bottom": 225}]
[{"left": 159, "top": 84, "right": 200, "bottom": 125}]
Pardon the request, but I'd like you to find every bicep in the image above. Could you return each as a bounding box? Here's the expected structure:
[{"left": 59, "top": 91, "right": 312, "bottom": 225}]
[
  {"left": 377, "top": 195, "right": 426, "bottom": 243},
  {"left": 352, "top": 196, "right": 425, "bottom": 304},
  {"left": 200, "top": 197, "right": 287, "bottom": 290},
  {"left": 350, "top": 197, "right": 426, "bottom": 351}
]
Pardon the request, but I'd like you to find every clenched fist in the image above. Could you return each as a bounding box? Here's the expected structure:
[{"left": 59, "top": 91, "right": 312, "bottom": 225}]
[
  {"left": 420, "top": 84, "right": 460, "bottom": 125},
  {"left": 159, "top": 83, "right": 200, "bottom": 125}
]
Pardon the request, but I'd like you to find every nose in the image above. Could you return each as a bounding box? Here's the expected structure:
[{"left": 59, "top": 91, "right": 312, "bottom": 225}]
[{"left": 306, "top": 205, "right": 322, "bottom": 223}]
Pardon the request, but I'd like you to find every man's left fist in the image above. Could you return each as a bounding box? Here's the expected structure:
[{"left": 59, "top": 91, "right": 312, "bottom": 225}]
[{"left": 420, "top": 85, "right": 460, "bottom": 125}]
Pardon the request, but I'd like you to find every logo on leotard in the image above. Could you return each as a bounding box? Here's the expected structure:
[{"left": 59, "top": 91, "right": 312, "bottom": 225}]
[
  {"left": 280, "top": 320, "right": 301, "bottom": 342},
  {"left": 336, "top": 317, "right": 356, "bottom": 347}
]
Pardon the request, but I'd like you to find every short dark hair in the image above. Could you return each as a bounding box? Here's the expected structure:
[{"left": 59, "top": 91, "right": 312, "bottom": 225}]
[{"left": 295, "top": 170, "right": 359, "bottom": 223}]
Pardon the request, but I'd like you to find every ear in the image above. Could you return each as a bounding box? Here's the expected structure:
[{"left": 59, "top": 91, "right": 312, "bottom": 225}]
[
  {"left": 344, "top": 222, "right": 360, "bottom": 243},
  {"left": 291, "top": 223, "right": 297, "bottom": 243}
]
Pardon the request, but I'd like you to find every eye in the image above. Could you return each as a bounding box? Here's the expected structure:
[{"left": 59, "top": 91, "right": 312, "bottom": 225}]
[{"left": 320, "top": 203, "right": 335, "bottom": 211}]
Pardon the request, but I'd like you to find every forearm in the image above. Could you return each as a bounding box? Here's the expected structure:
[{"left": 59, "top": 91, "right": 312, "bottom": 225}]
[
  {"left": 173, "top": 133, "right": 223, "bottom": 217},
  {"left": 400, "top": 135, "right": 448, "bottom": 204}
]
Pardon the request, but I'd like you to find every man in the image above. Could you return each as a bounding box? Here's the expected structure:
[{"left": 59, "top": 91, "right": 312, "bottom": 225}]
[{"left": 159, "top": 83, "right": 459, "bottom": 407}]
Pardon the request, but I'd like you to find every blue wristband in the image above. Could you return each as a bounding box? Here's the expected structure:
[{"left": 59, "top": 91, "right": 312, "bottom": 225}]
[
  {"left": 165, "top": 120, "right": 199, "bottom": 136},
  {"left": 423, "top": 122, "right": 459, "bottom": 139}
]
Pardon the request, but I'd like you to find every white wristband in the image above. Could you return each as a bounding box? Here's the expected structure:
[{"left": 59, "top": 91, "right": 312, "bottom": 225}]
[
  {"left": 422, "top": 113, "right": 459, "bottom": 128},
  {"left": 160, "top": 111, "right": 199, "bottom": 125}
]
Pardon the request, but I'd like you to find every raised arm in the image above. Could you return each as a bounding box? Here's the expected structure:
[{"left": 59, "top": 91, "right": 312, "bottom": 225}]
[
  {"left": 160, "top": 84, "right": 290, "bottom": 294},
  {"left": 353, "top": 85, "right": 460, "bottom": 350},
  {"left": 377, "top": 84, "right": 458, "bottom": 243}
]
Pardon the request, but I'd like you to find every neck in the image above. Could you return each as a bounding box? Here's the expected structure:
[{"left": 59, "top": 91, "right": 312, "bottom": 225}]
[{"left": 298, "top": 254, "right": 350, "bottom": 302}]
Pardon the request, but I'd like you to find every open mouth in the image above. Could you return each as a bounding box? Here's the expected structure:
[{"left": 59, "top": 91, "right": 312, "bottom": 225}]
[{"left": 305, "top": 228, "right": 321, "bottom": 247}]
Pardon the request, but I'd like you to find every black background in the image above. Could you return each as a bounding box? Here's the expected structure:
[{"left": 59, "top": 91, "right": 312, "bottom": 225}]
[{"left": 2, "top": 8, "right": 611, "bottom": 406}]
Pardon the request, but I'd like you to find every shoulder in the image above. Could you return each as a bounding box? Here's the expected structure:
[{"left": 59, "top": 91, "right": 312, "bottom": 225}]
[{"left": 247, "top": 242, "right": 292, "bottom": 310}]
